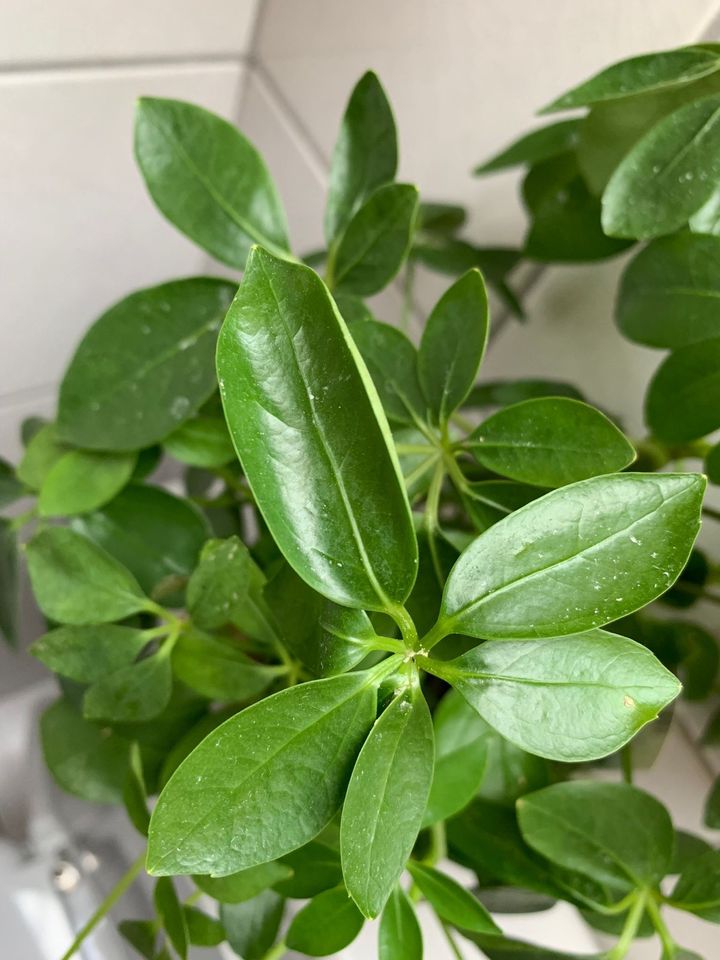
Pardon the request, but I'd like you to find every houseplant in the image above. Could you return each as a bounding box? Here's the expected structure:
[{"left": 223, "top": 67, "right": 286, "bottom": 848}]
[{"left": 1, "top": 46, "right": 720, "bottom": 960}]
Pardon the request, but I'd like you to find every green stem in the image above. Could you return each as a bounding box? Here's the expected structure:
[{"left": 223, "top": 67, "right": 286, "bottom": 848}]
[
  {"left": 426, "top": 821, "right": 447, "bottom": 866},
  {"left": 621, "top": 743, "right": 633, "bottom": 785},
  {"left": 59, "top": 853, "right": 145, "bottom": 960},
  {"left": 425, "top": 461, "right": 446, "bottom": 588},
  {"left": 646, "top": 895, "right": 677, "bottom": 958},
  {"left": 9, "top": 504, "right": 37, "bottom": 532},
  {"left": 259, "top": 940, "right": 287, "bottom": 960},
  {"left": 443, "top": 450, "right": 472, "bottom": 496},
  {"left": 450, "top": 411, "right": 475, "bottom": 434},
  {"left": 440, "top": 921, "right": 466, "bottom": 960},
  {"left": 605, "top": 891, "right": 647, "bottom": 960},
  {"left": 387, "top": 605, "right": 420, "bottom": 651}
]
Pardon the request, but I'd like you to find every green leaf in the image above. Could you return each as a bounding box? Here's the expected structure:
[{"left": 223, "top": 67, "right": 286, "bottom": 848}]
[
  {"left": 475, "top": 119, "right": 582, "bottom": 173},
  {"left": 645, "top": 337, "right": 720, "bottom": 442},
  {"left": 705, "top": 775, "right": 720, "bottom": 829},
  {"left": 465, "top": 379, "right": 584, "bottom": 408},
  {"left": 135, "top": 97, "right": 289, "bottom": 264},
  {"left": 671, "top": 830, "right": 713, "bottom": 874},
  {"left": 706, "top": 440, "right": 720, "bottom": 483},
  {"left": 426, "top": 631, "right": 679, "bottom": 762},
  {"left": 38, "top": 450, "right": 136, "bottom": 517},
  {"left": 690, "top": 187, "right": 720, "bottom": 234},
  {"left": 31, "top": 625, "right": 148, "bottom": 682},
  {"left": 26, "top": 527, "right": 148, "bottom": 625},
  {"left": 123, "top": 741, "right": 150, "bottom": 835},
  {"left": 431, "top": 473, "right": 704, "bottom": 642},
  {"left": 0, "top": 458, "right": 24, "bottom": 508},
  {"left": 74, "top": 484, "right": 209, "bottom": 601},
  {"left": 147, "top": 672, "right": 377, "bottom": 876},
  {"left": 465, "top": 933, "right": 598, "bottom": 959},
  {"left": 418, "top": 269, "right": 489, "bottom": 423},
  {"left": 0, "top": 519, "right": 19, "bottom": 647},
  {"left": 468, "top": 398, "right": 634, "bottom": 487},
  {"left": 265, "top": 563, "right": 378, "bottom": 677},
  {"left": 217, "top": 247, "right": 417, "bottom": 611},
  {"left": 418, "top": 201, "right": 466, "bottom": 235},
  {"left": 163, "top": 416, "right": 234, "bottom": 468},
  {"left": 220, "top": 890, "right": 284, "bottom": 960},
  {"left": 172, "top": 629, "right": 282, "bottom": 701},
  {"left": 617, "top": 234, "right": 720, "bottom": 348},
  {"left": 286, "top": 887, "right": 364, "bottom": 957},
  {"left": 274, "top": 841, "right": 343, "bottom": 898},
  {"left": 518, "top": 781, "right": 674, "bottom": 891},
  {"left": 407, "top": 861, "right": 499, "bottom": 934},
  {"left": 154, "top": 877, "right": 188, "bottom": 960},
  {"left": 84, "top": 649, "right": 173, "bottom": 723},
  {"left": 16, "top": 423, "right": 65, "bottom": 490},
  {"left": 332, "top": 183, "right": 418, "bottom": 295},
  {"left": 341, "top": 686, "right": 434, "bottom": 918},
  {"left": 348, "top": 316, "right": 426, "bottom": 425},
  {"left": 119, "top": 919, "right": 157, "bottom": 959},
  {"left": 58, "top": 278, "right": 235, "bottom": 452},
  {"left": 379, "top": 886, "right": 422, "bottom": 960},
  {"left": 477, "top": 724, "right": 551, "bottom": 808},
  {"left": 670, "top": 850, "right": 720, "bottom": 922},
  {"left": 195, "top": 861, "right": 292, "bottom": 904},
  {"left": 543, "top": 48, "right": 720, "bottom": 112},
  {"left": 183, "top": 906, "right": 224, "bottom": 947},
  {"left": 462, "top": 481, "right": 542, "bottom": 534},
  {"left": 325, "top": 71, "right": 397, "bottom": 244},
  {"left": 40, "top": 697, "right": 130, "bottom": 804},
  {"left": 424, "top": 689, "right": 489, "bottom": 825},
  {"left": 603, "top": 94, "right": 720, "bottom": 239}
]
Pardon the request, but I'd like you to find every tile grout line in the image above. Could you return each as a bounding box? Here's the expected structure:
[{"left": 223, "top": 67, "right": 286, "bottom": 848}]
[{"left": 0, "top": 51, "right": 249, "bottom": 77}]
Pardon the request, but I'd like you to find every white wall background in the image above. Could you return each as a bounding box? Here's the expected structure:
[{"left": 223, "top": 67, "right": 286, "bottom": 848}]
[{"left": 2, "top": 2, "right": 720, "bottom": 957}]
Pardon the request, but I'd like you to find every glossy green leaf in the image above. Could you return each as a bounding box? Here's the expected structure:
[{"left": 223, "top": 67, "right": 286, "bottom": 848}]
[
  {"left": 705, "top": 776, "right": 720, "bottom": 829},
  {"left": 135, "top": 97, "right": 289, "bottom": 264},
  {"left": 603, "top": 94, "right": 720, "bottom": 239},
  {"left": 74, "top": 484, "right": 209, "bottom": 601},
  {"left": 407, "top": 861, "right": 499, "bottom": 934},
  {"left": 195, "top": 861, "right": 292, "bottom": 904},
  {"left": 325, "top": 71, "right": 397, "bottom": 244},
  {"left": 341, "top": 686, "right": 434, "bottom": 918},
  {"left": 40, "top": 697, "right": 130, "bottom": 804},
  {"left": 427, "top": 631, "right": 679, "bottom": 762},
  {"left": 670, "top": 850, "right": 720, "bottom": 922},
  {"left": 475, "top": 119, "right": 581, "bottom": 173},
  {"left": 617, "top": 234, "right": 720, "bottom": 347},
  {"left": 462, "top": 481, "right": 542, "bottom": 534},
  {"left": 154, "top": 877, "right": 188, "bottom": 960},
  {"left": 286, "top": 887, "right": 364, "bottom": 956},
  {"left": 217, "top": 247, "right": 416, "bottom": 611},
  {"left": 147, "top": 672, "right": 377, "bottom": 876},
  {"left": 348, "top": 316, "right": 425, "bottom": 425},
  {"left": 379, "top": 886, "right": 422, "bottom": 960},
  {"left": 469, "top": 398, "right": 634, "bottom": 487},
  {"left": 543, "top": 48, "right": 720, "bottom": 112},
  {"left": 424, "top": 689, "right": 489, "bottom": 825},
  {"left": 38, "top": 450, "right": 136, "bottom": 517},
  {"left": 183, "top": 907, "right": 224, "bottom": 947},
  {"left": 418, "top": 269, "right": 489, "bottom": 423},
  {"left": 16, "top": 424, "right": 65, "bottom": 490},
  {"left": 432, "top": 473, "right": 704, "bottom": 642},
  {"left": 172, "top": 629, "right": 282, "bottom": 701},
  {"left": 26, "top": 527, "right": 148, "bottom": 625},
  {"left": 331, "top": 183, "right": 418, "bottom": 295},
  {"left": 518, "top": 781, "right": 674, "bottom": 891},
  {"left": 220, "top": 890, "right": 284, "bottom": 960},
  {"left": 84, "top": 649, "right": 173, "bottom": 723},
  {"left": 163, "top": 416, "right": 234, "bottom": 468},
  {"left": 706, "top": 440, "right": 720, "bottom": 483},
  {"left": 0, "top": 458, "right": 24, "bottom": 508},
  {"left": 645, "top": 337, "right": 720, "bottom": 442},
  {"left": 31, "top": 625, "right": 149, "bottom": 682},
  {"left": 0, "top": 519, "right": 19, "bottom": 647},
  {"left": 275, "top": 841, "right": 343, "bottom": 899}
]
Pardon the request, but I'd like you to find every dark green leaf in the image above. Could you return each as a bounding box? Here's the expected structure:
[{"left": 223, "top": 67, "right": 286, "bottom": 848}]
[
  {"left": 325, "top": 71, "right": 397, "bottom": 244},
  {"left": 220, "top": 890, "right": 284, "bottom": 960},
  {"left": 32, "top": 625, "right": 148, "bottom": 682},
  {"left": 671, "top": 830, "right": 713, "bottom": 874},
  {"left": 468, "top": 398, "right": 634, "bottom": 487},
  {"left": 670, "top": 849, "right": 720, "bottom": 922},
  {"left": 16, "top": 424, "right": 66, "bottom": 490},
  {"left": 26, "top": 527, "right": 148, "bottom": 625},
  {"left": 0, "top": 519, "right": 19, "bottom": 647},
  {"left": 154, "top": 877, "right": 187, "bottom": 960},
  {"left": 123, "top": 741, "right": 150, "bottom": 836},
  {"left": 543, "top": 48, "right": 720, "bottom": 112},
  {"left": 286, "top": 887, "right": 364, "bottom": 957},
  {"left": 603, "top": 94, "right": 720, "bottom": 239},
  {"left": 705, "top": 775, "right": 720, "bottom": 829},
  {"left": 341, "top": 686, "right": 434, "bottom": 918},
  {"left": 84, "top": 649, "right": 173, "bottom": 723},
  {"left": 462, "top": 481, "right": 542, "bottom": 534},
  {"left": 40, "top": 697, "right": 130, "bottom": 804},
  {"left": 163, "top": 417, "right": 234, "bottom": 468},
  {"left": 465, "top": 379, "right": 584, "bottom": 407},
  {"left": 379, "top": 886, "right": 422, "bottom": 960},
  {"left": 518, "top": 781, "right": 674, "bottom": 891},
  {"left": 645, "top": 337, "right": 720, "bottom": 442},
  {"left": 195, "top": 861, "right": 292, "bottom": 904},
  {"left": 217, "top": 247, "right": 417, "bottom": 611},
  {"left": 135, "top": 97, "right": 289, "bottom": 264},
  {"left": 348, "top": 316, "right": 425, "bottom": 425},
  {"left": 706, "top": 440, "right": 720, "bottom": 483},
  {"left": 477, "top": 725, "right": 552, "bottom": 808},
  {"left": 183, "top": 906, "right": 224, "bottom": 947},
  {"left": 617, "top": 234, "right": 720, "bottom": 347},
  {"left": 407, "top": 861, "right": 500, "bottom": 934},
  {"left": 58, "top": 278, "right": 235, "bottom": 451},
  {"left": 275, "top": 841, "right": 343, "bottom": 898},
  {"left": 119, "top": 919, "right": 157, "bottom": 959},
  {"left": 466, "top": 933, "right": 599, "bottom": 959},
  {"left": 418, "top": 269, "right": 489, "bottom": 423},
  {"left": 475, "top": 119, "right": 581, "bottom": 173},
  {"left": 172, "top": 629, "right": 282, "bottom": 701},
  {"left": 661, "top": 547, "right": 709, "bottom": 608},
  {"left": 331, "top": 183, "right": 418, "bottom": 296},
  {"left": 38, "top": 450, "right": 136, "bottom": 517},
  {"left": 418, "top": 201, "right": 466, "bottom": 234},
  {"left": 0, "top": 458, "right": 24, "bottom": 508},
  {"left": 147, "top": 672, "right": 377, "bottom": 876},
  {"left": 431, "top": 473, "right": 704, "bottom": 642},
  {"left": 426, "top": 631, "right": 679, "bottom": 761}
]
